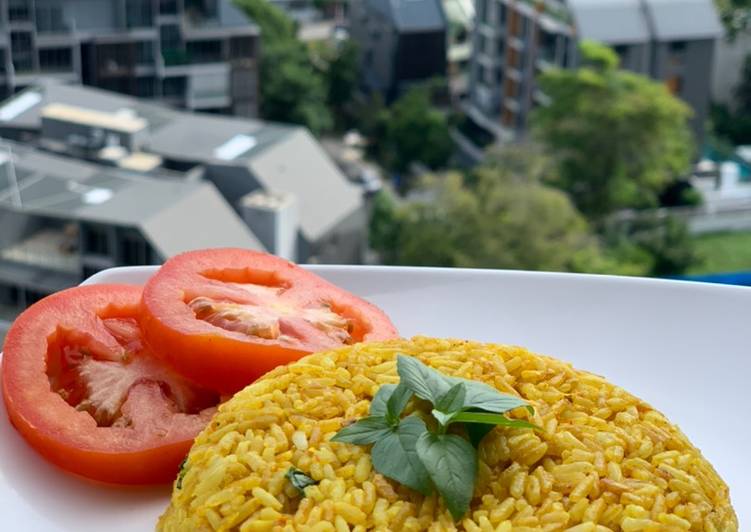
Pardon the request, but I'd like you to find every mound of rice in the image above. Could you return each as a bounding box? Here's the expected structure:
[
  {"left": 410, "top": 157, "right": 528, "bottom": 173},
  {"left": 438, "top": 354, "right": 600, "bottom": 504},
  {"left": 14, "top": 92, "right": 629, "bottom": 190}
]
[{"left": 158, "top": 337, "right": 737, "bottom": 531}]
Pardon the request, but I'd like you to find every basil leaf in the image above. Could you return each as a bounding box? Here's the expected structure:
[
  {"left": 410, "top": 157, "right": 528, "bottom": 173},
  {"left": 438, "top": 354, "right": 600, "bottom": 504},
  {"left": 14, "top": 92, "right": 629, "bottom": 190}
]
[
  {"left": 416, "top": 432, "right": 477, "bottom": 521},
  {"left": 435, "top": 382, "right": 466, "bottom": 414},
  {"left": 285, "top": 467, "right": 317, "bottom": 495},
  {"left": 386, "top": 383, "right": 413, "bottom": 423},
  {"left": 466, "top": 423, "right": 495, "bottom": 448},
  {"left": 370, "top": 384, "right": 397, "bottom": 417},
  {"left": 446, "top": 377, "right": 533, "bottom": 415},
  {"left": 451, "top": 411, "right": 541, "bottom": 430},
  {"left": 331, "top": 416, "right": 392, "bottom": 444},
  {"left": 431, "top": 409, "right": 455, "bottom": 427},
  {"left": 371, "top": 416, "right": 432, "bottom": 495},
  {"left": 397, "top": 354, "right": 453, "bottom": 403}
]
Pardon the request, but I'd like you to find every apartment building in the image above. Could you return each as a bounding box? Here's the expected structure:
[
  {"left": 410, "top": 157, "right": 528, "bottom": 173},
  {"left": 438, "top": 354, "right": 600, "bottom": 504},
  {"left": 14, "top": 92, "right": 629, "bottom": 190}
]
[
  {"left": 349, "top": 0, "right": 447, "bottom": 102},
  {"left": 0, "top": 0, "right": 259, "bottom": 116},
  {"left": 0, "top": 79, "right": 367, "bottom": 264},
  {"left": 0, "top": 138, "right": 262, "bottom": 345},
  {"left": 466, "top": 0, "right": 722, "bottom": 144}
]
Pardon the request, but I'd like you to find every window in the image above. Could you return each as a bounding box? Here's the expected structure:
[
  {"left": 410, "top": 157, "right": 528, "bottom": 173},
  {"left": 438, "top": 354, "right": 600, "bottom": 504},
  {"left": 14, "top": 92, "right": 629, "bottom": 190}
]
[
  {"left": 497, "top": 36, "right": 505, "bottom": 56},
  {"left": 496, "top": 66, "right": 503, "bottom": 84},
  {"left": 160, "top": 24, "right": 182, "bottom": 50},
  {"left": 84, "top": 225, "right": 110, "bottom": 255},
  {"left": 186, "top": 39, "right": 223, "bottom": 64},
  {"left": 135, "top": 76, "right": 155, "bottom": 97},
  {"left": 39, "top": 47, "right": 72, "bottom": 71},
  {"left": 477, "top": 0, "right": 488, "bottom": 22},
  {"left": 35, "top": 4, "right": 67, "bottom": 33},
  {"left": 497, "top": 2, "right": 507, "bottom": 25},
  {"left": 11, "top": 32, "right": 34, "bottom": 72},
  {"left": 159, "top": 0, "right": 178, "bottom": 15},
  {"left": 670, "top": 41, "right": 687, "bottom": 53},
  {"left": 0, "top": 284, "right": 20, "bottom": 307},
  {"left": 162, "top": 76, "right": 186, "bottom": 97},
  {"left": 230, "top": 37, "right": 255, "bottom": 60},
  {"left": 120, "top": 232, "right": 148, "bottom": 265},
  {"left": 8, "top": 0, "right": 31, "bottom": 22},
  {"left": 126, "top": 0, "right": 153, "bottom": 29}
]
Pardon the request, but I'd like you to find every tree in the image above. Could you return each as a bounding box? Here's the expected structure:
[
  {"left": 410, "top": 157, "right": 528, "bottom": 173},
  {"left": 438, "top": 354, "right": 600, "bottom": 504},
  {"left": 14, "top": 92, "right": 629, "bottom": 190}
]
[
  {"left": 377, "top": 85, "right": 452, "bottom": 176},
  {"left": 531, "top": 41, "right": 694, "bottom": 222},
  {"left": 370, "top": 147, "right": 605, "bottom": 271},
  {"left": 714, "top": 0, "right": 751, "bottom": 39},
  {"left": 323, "top": 39, "right": 359, "bottom": 127},
  {"left": 235, "top": 0, "right": 332, "bottom": 133}
]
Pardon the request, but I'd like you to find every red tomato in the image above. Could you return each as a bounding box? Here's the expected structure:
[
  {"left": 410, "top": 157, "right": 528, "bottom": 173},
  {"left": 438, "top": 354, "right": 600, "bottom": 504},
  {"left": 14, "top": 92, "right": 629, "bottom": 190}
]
[
  {"left": 1, "top": 285, "right": 218, "bottom": 484},
  {"left": 141, "top": 249, "right": 399, "bottom": 393}
]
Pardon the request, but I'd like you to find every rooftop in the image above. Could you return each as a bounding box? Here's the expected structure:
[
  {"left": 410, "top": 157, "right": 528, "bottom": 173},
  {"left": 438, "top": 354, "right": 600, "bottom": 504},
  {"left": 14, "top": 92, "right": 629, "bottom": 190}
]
[
  {"left": 0, "top": 140, "right": 264, "bottom": 258},
  {"left": 368, "top": 0, "right": 447, "bottom": 32},
  {"left": 0, "top": 79, "right": 363, "bottom": 244}
]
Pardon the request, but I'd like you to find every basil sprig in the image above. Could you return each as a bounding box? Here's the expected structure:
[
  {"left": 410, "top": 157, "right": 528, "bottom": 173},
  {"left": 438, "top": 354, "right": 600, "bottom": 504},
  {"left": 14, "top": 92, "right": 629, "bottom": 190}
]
[{"left": 332, "top": 354, "right": 539, "bottom": 520}]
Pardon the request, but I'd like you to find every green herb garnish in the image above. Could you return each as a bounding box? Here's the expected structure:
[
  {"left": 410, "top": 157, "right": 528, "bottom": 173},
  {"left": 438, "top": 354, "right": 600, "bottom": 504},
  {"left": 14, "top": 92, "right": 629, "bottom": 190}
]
[
  {"left": 285, "top": 467, "right": 317, "bottom": 495},
  {"left": 331, "top": 354, "right": 539, "bottom": 520},
  {"left": 176, "top": 457, "right": 188, "bottom": 490}
]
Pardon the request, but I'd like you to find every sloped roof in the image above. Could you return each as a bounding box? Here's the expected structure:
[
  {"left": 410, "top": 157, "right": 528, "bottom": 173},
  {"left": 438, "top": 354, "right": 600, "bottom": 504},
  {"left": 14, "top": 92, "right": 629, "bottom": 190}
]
[
  {"left": 246, "top": 128, "right": 363, "bottom": 242},
  {"left": 644, "top": 0, "right": 722, "bottom": 40},
  {"left": 368, "top": 0, "right": 447, "bottom": 32},
  {"left": 0, "top": 140, "right": 264, "bottom": 255},
  {"left": 568, "top": 0, "right": 649, "bottom": 44}
]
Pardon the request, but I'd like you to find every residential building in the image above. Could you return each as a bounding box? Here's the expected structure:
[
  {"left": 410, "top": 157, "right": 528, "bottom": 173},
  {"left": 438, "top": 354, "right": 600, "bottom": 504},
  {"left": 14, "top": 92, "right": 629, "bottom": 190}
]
[
  {"left": 466, "top": 0, "right": 722, "bottom": 144},
  {"left": 0, "top": 79, "right": 367, "bottom": 265},
  {"left": 444, "top": 0, "right": 475, "bottom": 102},
  {"left": 0, "top": 138, "right": 262, "bottom": 346},
  {"left": 349, "top": 0, "right": 448, "bottom": 101},
  {"left": 0, "top": 0, "right": 259, "bottom": 116}
]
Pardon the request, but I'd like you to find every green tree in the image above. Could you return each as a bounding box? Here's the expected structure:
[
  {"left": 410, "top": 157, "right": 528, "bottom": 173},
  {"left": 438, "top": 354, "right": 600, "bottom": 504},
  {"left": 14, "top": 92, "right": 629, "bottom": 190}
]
[
  {"left": 714, "top": 0, "right": 751, "bottom": 39},
  {"left": 235, "top": 0, "right": 332, "bottom": 133},
  {"left": 531, "top": 40, "right": 693, "bottom": 221},
  {"left": 379, "top": 85, "right": 452, "bottom": 175},
  {"left": 370, "top": 147, "right": 604, "bottom": 271}
]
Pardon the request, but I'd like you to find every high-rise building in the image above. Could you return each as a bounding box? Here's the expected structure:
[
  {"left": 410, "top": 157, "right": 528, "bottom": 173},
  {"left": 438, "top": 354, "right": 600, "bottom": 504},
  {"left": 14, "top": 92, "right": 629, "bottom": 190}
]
[
  {"left": 466, "top": 0, "right": 721, "bottom": 145},
  {"left": 0, "top": 0, "right": 259, "bottom": 116}
]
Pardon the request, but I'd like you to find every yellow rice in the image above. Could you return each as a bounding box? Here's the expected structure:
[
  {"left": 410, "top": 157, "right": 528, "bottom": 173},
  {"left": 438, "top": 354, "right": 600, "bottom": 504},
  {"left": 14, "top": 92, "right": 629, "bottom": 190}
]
[{"left": 158, "top": 337, "right": 737, "bottom": 531}]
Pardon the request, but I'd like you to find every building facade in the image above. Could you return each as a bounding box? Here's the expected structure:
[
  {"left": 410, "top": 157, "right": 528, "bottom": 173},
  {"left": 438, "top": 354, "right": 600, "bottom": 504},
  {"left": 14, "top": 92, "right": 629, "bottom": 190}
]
[
  {"left": 467, "top": 0, "right": 722, "bottom": 144},
  {"left": 0, "top": 0, "right": 259, "bottom": 116},
  {"left": 349, "top": 0, "right": 447, "bottom": 102}
]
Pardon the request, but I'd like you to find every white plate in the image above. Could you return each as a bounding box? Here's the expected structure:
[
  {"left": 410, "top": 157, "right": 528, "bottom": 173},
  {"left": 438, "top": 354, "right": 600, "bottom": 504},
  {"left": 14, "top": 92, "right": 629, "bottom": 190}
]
[{"left": 0, "top": 265, "right": 748, "bottom": 530}]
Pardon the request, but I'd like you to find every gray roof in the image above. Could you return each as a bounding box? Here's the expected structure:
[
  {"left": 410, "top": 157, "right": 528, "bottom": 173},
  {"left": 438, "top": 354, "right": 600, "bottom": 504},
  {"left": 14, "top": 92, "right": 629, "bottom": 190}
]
[
  {"left": 569, "top": 0, "right": 721, "bottom": 44},
  {"left": 644, "top": 0, "right": 722, "bottom": 40},
  {"left": 245, "top": 128, "right": 363, "bottom": 242},
  {"left": 568, "top": 0, "right": 649, "bottom": 44},
  {"left": 368, "top": 0, "right": 447, "bottom": 32},
  {"left": 0, "top": 80, "right": 363, "bottom": 245},
  {"left": 0, "top": 141, "right": 264, "bottom": 256}
]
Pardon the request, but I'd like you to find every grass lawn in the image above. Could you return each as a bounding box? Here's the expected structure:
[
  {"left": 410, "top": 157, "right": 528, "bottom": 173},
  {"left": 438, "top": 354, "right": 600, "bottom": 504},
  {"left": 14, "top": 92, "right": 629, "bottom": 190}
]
[{"left": 688, "top": 231, "right": 751, "bottom": 274}]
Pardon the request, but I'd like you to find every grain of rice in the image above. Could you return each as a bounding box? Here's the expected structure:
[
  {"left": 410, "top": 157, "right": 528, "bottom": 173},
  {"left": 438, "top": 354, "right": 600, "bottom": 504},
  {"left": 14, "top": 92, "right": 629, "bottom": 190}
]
[{"left": 158, "top": 337, "right": 737, "bottom": 531}]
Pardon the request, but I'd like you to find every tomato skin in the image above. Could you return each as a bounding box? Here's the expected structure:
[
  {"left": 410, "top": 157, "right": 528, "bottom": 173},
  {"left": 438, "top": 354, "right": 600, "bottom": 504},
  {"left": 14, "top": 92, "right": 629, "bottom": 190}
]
[
  {"left": 141, "top": 249, "right": 399, "bottom": 393},
  {"left": 1, "top": 285, "right": 215, "bottom": 485}
]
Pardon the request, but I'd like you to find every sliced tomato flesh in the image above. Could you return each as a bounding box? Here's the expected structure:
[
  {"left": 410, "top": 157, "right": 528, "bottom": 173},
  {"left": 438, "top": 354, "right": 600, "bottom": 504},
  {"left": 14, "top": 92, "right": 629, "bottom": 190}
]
[
  {"left": 2, "top": 284, "right": 218, "bottom": 484},
  {"left": 141, "top": 249, "right": 399, "bottom": 393}
]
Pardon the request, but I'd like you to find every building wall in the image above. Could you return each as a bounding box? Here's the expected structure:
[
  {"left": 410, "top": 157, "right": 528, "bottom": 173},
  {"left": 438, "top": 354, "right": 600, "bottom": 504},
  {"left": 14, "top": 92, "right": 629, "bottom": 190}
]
[
  {"left": 652, "top": 38, "right": 715, "bottom": 145},
  {"left": 349, "top": 1, "right": 397, "bottom": 96},
  {"left": 393, "top": 30, "right": 447, "bottom": 99},
  {"left": 712, "top": 33, "right": 751, "bottom": 106},
  {"left": 0, "top": 0, "right": 259, "bottom": 116}
]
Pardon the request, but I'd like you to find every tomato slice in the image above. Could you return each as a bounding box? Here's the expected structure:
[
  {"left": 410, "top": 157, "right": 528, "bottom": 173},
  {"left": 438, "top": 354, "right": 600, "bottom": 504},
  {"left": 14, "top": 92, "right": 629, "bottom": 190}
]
[
  {"left": 1, "top": 284, "right": 218, "bottom": 484},
  {"left": 141, "top": 249, "right": 399, "bottom": 393}
]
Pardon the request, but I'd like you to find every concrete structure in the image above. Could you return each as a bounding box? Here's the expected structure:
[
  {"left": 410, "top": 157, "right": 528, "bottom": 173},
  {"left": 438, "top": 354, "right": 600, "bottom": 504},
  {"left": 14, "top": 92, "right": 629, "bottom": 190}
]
[
  {"left": 0, "top": 137, "right": 262, "bottom": 346},
  {"left": 0, "top": 0, "right": 259, "bottom": 116},
  {"left": 466, "top": 0, "right": 722, "bottom": 144},
  {"left": 349, "top": 0, "right": 448, "bottom": 101},
  {"left": 0, "top": 80, "right": 367, "bottom": 265}
]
